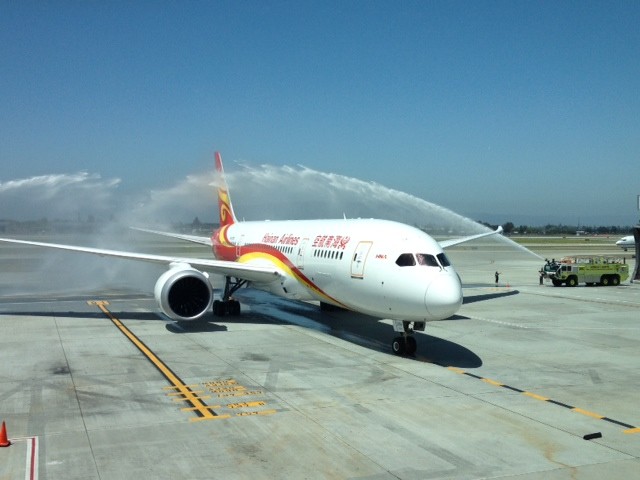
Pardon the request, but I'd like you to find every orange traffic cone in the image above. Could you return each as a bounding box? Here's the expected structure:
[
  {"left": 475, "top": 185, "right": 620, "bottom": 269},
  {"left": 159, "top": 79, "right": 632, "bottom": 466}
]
[{"left": 0, "top": 421, "right": 11, "bottom": 447}]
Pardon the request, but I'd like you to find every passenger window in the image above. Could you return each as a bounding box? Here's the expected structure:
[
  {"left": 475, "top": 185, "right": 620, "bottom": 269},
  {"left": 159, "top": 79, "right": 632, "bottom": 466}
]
[
  {"left": 416, "top": 254, "right": 439, "bottom": 267},
  {"left": 395, "top": 253, "right": 416, "bottom": 267}
]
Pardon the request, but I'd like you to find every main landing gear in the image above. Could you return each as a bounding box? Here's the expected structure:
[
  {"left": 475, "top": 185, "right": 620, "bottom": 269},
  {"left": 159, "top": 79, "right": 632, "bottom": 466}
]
[
  {"left": 391, "top": 320, "right": 425, "bottom": 356},
  {"left": 212, "top": 275, "right": 247, "bottom": 317}
]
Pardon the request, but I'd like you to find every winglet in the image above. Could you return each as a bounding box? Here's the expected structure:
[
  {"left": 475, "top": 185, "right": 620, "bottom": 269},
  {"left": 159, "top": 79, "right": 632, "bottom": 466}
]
[{"left": 215, "top": 152, "right": 238, "bottom": 227}]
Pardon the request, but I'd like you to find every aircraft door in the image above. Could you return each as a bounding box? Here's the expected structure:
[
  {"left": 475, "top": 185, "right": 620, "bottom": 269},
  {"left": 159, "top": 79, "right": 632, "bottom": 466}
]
[
  {"left": 296, "top": 238, "right": 308, "bottom": 269},
  {"left": 350, "top": 241, "right": 373, "bottom": 278}
]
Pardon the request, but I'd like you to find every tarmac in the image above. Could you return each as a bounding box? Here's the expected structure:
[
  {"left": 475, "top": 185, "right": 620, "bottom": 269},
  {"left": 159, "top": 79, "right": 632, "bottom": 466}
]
[{"left": 1, "top": 233, "right": 639, "bottom": 479}]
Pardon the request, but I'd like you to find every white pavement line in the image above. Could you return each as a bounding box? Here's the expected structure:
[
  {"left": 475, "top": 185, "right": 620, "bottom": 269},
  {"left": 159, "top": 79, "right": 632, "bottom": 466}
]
[{"left": 10, "top": 436, "right": 39, "bottom": 480}]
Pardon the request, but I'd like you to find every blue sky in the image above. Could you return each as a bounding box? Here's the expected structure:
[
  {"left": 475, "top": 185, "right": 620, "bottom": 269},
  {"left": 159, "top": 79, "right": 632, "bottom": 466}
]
[{"left": 1, "top": 1, "right": 639, "bottom": 226}]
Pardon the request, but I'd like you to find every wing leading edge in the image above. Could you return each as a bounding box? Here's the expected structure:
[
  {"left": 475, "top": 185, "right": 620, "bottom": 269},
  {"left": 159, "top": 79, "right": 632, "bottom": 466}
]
[
  {"left": 0, "top": 237, "right": 280, "bottom": 284},
  {"left": 131, "top": 227, "right": 213, "bottom": 246}
]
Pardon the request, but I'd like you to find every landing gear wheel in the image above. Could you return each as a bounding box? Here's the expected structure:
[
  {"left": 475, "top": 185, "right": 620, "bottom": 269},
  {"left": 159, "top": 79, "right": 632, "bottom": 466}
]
[
  {"left": 213, "top": 300, "right": 226, "bottom": 317},
  {"left": 213, "top": 275, "right": 248, "bottom": 318},
  {"left": 391, "top": 337, "right": 406, "bottom": 356},
  {"left": 228, "top": 299, "right": 241, "bottom": 316},
  {"left": 405, "top": 336, "right": 417, "bottom": 355}
]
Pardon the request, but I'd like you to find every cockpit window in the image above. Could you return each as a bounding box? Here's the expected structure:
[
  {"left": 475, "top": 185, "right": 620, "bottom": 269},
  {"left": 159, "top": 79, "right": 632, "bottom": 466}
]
[
  {"left": 395, "top": 253, "right": 416, "bottom": 267},
  {"left": 437, "top": 253, "right": 451, "bottom": 267},
  {"left": 416, "top": 253, "right": 439, "bottom": 267},
  {"left": 396, "top": 252, "right": 451, "bottom": 268}
]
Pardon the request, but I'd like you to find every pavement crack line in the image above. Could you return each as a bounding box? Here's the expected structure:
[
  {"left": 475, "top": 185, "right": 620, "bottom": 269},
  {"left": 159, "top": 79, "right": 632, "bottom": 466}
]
[{"left": 53, "top": 313, "right": 103, "bottom": 480}]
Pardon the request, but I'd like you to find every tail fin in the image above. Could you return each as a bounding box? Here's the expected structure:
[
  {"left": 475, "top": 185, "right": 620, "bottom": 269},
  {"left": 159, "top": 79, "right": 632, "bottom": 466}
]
[{"left": 215, "top": 152, "right": 238, "bottom": 227}]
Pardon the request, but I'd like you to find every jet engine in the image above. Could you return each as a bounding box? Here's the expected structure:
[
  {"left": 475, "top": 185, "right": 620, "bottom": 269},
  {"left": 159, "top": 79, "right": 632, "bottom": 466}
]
[{"left": 154, "top": 263, "right": 213, "bottom": 322}]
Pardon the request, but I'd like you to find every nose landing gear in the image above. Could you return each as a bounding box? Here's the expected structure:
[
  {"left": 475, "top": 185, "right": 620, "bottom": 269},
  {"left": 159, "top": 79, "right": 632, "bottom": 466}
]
[
  {"left": 391, "top": 320, "right": 424, "bottom": 356},
  {"left": 391, "top": 335, "right": 417, "bottom": 356}
]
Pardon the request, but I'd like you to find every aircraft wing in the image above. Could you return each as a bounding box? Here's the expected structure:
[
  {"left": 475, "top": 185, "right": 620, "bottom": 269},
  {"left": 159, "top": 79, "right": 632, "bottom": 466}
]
[
  {"left": 439, "top": 226, "right": 503, "bottom": 249},
  {"left": 0, "top": 237, "right": 280, "bottom": 283},
  {"left": 132, "top": 227, "right": 213, "bottom": 246}
]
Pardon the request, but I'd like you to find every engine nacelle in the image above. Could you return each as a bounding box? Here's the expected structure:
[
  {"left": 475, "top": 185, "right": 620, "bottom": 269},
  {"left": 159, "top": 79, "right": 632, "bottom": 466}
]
[{"left": 154, "top": 263, "right": 213, "bottom": 322}]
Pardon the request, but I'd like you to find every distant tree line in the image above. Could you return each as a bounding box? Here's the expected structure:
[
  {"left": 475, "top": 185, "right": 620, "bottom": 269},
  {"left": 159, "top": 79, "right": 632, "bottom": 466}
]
[
  {"left": 0, "top": 216, "right": 218, "bottom": 235},
  {"left": 0, "top": 217, "right": 100, "bottom": 234},
  {"left": 0, "top": 216, "right": 632, "bottom": 237},
  {"left": 478, "top": 221, "right": 633, "bottom": 236}
]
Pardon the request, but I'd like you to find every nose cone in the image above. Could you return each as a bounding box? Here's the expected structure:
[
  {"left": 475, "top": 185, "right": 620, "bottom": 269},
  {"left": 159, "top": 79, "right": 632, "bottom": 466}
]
[{"left": 424, "top": 273, "right": 463, "bottom": 319}]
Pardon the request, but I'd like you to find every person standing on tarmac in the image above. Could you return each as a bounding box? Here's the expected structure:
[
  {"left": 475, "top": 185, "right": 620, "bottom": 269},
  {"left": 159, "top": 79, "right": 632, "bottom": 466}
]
[{"left": 495, "top": 271, "right": 500, "bottom": 285}]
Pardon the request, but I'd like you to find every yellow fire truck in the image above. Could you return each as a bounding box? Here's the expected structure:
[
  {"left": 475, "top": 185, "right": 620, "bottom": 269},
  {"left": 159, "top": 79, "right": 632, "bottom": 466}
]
[{"left": 543, "top": 256, "right": 629, "bottom": 287}]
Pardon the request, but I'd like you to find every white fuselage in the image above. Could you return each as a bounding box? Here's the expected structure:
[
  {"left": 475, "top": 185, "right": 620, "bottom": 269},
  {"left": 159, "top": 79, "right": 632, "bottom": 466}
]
[
  {"left": 217, "top": 218, "right": 463, "bottom": 322},
  {"left": 616, "top": 235, "right": 634, "bottom": 249}
]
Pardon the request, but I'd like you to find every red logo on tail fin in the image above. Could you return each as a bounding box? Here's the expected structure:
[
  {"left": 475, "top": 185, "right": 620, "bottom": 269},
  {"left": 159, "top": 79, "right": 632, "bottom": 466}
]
[{"left": 215, "top": 152, "right": 237, "bottom": 227}]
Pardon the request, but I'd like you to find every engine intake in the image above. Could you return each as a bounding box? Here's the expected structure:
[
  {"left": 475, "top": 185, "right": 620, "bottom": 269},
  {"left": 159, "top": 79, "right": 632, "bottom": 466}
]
[{"left": 154, "top": 264, "right": 213, "bottom": 321}]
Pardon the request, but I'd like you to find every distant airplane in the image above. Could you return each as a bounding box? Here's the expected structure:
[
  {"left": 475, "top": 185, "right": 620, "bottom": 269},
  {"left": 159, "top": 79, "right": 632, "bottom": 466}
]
[
  {"left": 0, "top": 152, "right": 502, "bottom": 355},
  {"left": 615, "top": 235, "right": 635, "bottom": 251}
]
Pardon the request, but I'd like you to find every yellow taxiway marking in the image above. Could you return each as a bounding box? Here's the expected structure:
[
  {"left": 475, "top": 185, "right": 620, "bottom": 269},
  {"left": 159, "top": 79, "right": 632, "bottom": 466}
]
[
  {"left": 181, "top": 405, "right": 221, "bottom": 412},
  {"left": 523, "top": 392, "right": 549, "bottom": 402},
  {"left": 447, "top": 366, "right": 465, "bottom": 375},
  {"left": 204, "top": 379, "right": 237, "bottom": 386},
  {"left": 89, "top": 300, "right": 229, "bottom": 421},
  {"left": 173, "top": 395, "right": 212, "bottom": 402},
  {"left": 573, "top": 408, "right": 604, "bottom": 420},
  {"left": 444, "top": 363, "right": 638, "bottom": 433},
  {"left": 236, "top": 409, "right": 277, "bottom": 417},
  {"left": 216, "top": 390, "right": 264, "bottom": 398},
  {"left": 208, "top": 385, "right": 247, "bottom": 393},
  {"left": 227, "top": 401, "right": 266, "bottom": 409},
  {"left": 481, "top": 378, "right": 503, "bottom": 387},
  {"left": 167, "top": 390, "right": 206, "bottom": 396}
]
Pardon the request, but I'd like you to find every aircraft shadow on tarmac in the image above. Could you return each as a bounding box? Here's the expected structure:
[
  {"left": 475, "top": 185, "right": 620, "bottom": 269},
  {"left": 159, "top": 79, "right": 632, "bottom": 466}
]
[
  {"left": 462, "top": 289, "right": 519, "bottom": 305},
  {"left": 219, "top": 290, "right": 483, "bottom": 368},
  {"left": 0, "top": 289, "right": 483, "bottom": 368},
  {"left": 0, "top": 310, "right": 161, "bottom": 321},
  {"left": 165, "top": 322, "right": 228, "bottom": 333}
]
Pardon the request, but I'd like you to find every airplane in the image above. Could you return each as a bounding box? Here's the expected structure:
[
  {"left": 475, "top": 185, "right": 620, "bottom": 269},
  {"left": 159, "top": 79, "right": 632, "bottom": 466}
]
[
  {"left": 0, "top": 152, "right": 503, "bottom": 355},
  {"left": 615, "top": 235, "right": 635, "bottom": 251}
]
